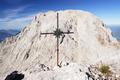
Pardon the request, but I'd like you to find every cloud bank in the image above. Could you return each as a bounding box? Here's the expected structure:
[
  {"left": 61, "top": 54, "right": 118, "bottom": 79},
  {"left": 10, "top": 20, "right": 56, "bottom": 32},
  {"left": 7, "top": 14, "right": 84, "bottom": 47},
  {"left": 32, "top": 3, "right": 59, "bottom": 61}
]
[{"left": 0, "top": 6, "right": 36, "bottom": 30}]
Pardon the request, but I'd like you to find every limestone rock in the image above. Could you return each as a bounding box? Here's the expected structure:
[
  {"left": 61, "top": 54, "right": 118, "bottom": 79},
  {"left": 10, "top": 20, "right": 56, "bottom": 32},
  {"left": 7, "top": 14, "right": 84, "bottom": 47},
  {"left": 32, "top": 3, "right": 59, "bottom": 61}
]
[{"left": 0, "top": 10, "right": 120, "bottom": 79}]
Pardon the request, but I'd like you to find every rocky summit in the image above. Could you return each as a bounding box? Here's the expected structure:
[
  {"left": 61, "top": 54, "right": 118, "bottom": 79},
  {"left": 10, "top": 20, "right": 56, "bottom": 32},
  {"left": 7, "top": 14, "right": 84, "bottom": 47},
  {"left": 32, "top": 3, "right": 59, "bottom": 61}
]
[{"left": 0, "top": 10, "right": 120, "bottom": 80}]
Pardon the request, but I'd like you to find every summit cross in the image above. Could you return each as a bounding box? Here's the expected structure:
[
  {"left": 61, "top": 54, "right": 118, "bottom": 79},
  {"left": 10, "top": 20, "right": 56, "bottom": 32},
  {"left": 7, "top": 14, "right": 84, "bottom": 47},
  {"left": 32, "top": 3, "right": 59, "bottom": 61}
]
[{"left": 41, "top": 13, "right": 74, "bottom": 66}]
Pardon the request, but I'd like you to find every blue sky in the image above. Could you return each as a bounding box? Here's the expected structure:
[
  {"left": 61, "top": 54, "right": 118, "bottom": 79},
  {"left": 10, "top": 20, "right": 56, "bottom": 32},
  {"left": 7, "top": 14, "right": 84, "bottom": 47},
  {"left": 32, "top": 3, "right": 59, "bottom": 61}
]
[{"left": 0, "top": 0, "right": 120, "bottom": 30}]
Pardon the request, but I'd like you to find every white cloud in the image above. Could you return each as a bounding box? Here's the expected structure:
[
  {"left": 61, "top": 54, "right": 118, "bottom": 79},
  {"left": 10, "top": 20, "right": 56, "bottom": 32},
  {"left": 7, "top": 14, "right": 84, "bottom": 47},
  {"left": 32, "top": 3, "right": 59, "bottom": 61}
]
[
  {"left": 0, "top": 14, "right": 35, "bottom": 29},
  {"left": 0, "top": 6, "right": 37, "bottom": 29},
  {"left": 1, "top": 6, "right": 27, "bottom": 21}
]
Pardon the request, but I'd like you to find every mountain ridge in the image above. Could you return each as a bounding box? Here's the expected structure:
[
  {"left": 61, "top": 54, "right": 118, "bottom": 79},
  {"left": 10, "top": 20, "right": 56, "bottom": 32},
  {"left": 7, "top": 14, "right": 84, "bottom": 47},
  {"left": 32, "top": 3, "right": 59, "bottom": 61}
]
[
  {"left": 0, "top": 10, "right": 120, "bottom": 80},
  {"left": 0, "top": 29, "right": 20, "bottom": 42},
  {"left": 109, "top": 26, "right": 120, "bottom": 41}
]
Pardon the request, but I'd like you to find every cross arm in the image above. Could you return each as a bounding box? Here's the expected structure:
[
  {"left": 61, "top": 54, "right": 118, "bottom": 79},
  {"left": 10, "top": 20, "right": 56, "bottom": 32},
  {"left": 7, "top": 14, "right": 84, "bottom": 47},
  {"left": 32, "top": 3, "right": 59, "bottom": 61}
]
[
  {"left": 41, "top": 32, "right": 54, "bottom": 35},
  {"left": 62, "top": 31, "right": 74, "bottom": 34}
]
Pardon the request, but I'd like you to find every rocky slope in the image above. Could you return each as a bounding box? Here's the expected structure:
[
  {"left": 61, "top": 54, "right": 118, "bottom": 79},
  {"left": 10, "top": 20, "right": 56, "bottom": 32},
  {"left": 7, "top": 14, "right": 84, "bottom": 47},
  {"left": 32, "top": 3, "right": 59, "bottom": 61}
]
[{"left": 0, "top": 10, "right": 120, "bottom": 80}]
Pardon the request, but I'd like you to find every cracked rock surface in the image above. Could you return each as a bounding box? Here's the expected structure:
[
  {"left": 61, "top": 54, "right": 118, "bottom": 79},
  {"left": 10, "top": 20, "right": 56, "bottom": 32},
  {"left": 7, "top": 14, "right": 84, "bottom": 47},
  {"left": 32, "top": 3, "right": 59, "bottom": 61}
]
[{"left": 0, "top": 10, "right": 120, "bottom": 80}]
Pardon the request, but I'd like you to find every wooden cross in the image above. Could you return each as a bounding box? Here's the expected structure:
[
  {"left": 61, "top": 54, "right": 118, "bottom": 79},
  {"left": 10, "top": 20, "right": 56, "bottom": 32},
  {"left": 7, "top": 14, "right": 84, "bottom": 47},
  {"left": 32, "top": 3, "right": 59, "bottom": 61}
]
[{"left": 41, "top": 13, "right": 74, "bottom": 66}]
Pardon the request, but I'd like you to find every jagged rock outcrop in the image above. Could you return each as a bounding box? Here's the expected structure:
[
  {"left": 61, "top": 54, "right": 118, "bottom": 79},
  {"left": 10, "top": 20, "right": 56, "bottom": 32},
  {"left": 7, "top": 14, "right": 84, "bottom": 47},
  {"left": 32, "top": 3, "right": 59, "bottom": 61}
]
[
  {"left": 21, "top": 63, "right": 103, "bottom": 80},
  {"left": 0, "top": 10, "right": 120, "bottom": 80}
]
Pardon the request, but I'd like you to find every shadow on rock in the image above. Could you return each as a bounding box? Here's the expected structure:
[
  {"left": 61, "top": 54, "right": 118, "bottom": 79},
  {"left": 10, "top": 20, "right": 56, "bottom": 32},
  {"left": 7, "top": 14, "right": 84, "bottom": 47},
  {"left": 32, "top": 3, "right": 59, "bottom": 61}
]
[{"left": 5, "top": 71, "right": 24, "bottom": 80}]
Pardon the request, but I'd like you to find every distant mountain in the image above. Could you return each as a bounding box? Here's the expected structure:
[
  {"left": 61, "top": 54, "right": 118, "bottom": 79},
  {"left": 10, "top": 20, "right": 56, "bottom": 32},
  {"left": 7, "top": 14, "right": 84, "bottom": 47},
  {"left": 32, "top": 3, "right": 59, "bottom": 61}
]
[
  {"left": 109, "top": 26, "right": 120, "bottom": 41},
  {"left": 0, "top": 29, "right": 20, "bottom": 42}
]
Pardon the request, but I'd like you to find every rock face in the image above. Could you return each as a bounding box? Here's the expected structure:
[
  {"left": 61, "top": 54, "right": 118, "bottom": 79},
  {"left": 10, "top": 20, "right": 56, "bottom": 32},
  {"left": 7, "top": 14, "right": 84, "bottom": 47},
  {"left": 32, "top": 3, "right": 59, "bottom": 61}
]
[{"left": 0, "top": 10, "right": 120, "bottom": 80}]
